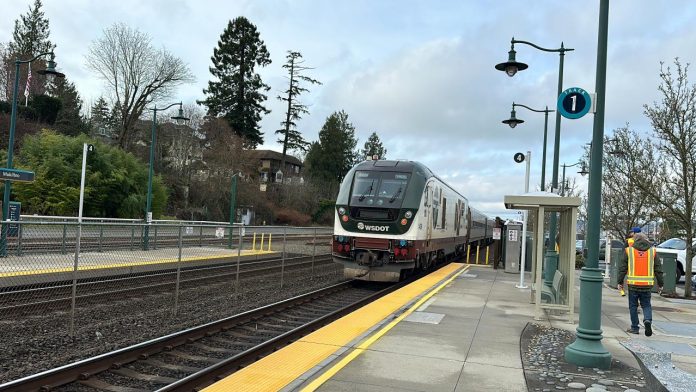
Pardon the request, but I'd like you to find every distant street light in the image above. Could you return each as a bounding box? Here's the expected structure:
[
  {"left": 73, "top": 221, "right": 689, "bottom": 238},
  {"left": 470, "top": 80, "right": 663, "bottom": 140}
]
[
  {"left": 1, "top": 52, "right": 65, "bottom": 256},
  {"left": 143, "top": 103, "right": 189, "bottom": 250},
  {"left": 560, "top": 162, "right": 585, "bottom": 196},
  {"left": 502, "top": 103, "right": 555, "bottom": 191}
]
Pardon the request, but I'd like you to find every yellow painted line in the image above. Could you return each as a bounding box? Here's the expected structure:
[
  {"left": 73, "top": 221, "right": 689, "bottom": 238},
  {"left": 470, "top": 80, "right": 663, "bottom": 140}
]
[
  {"left": 0, "top": 250, "right": 276, "bottom": 278},
  {"left": 300, "top": 264, "right": 469, "bottom": 392},
  {"left": 202, "top": 263, "right": 467, "bottom": 392}
]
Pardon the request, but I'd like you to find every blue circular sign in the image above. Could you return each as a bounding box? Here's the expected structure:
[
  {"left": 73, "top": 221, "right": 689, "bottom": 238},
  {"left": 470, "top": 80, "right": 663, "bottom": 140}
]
[{"left": 557, "top": 87, "right": 592, "bottom": 119}]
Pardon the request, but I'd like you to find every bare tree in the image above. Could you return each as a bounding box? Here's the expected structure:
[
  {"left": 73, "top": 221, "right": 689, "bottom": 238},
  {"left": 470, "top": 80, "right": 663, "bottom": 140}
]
[
  {"left": 599, "top": 127, "right": 660, "bottom": 241},
  {"left": 635, "top": 60, "right": 696, "bottom": 297},
  {"left": 85, "top": 23, "right": 194, "bottom": 148}
]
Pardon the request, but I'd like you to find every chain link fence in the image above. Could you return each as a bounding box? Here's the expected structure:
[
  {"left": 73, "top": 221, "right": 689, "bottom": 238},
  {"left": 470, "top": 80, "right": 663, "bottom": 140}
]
[{"left": 0, "top": 221, "right": 335, "bottom": 337}]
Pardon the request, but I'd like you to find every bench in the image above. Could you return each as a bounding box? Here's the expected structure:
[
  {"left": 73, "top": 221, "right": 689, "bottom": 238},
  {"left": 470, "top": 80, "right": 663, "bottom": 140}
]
[
  {"left": 620, "top": 339, "right": 696, "bottom": 392},
  {"left": 541, "top": 270, "right": 563, "bottom": 304}
]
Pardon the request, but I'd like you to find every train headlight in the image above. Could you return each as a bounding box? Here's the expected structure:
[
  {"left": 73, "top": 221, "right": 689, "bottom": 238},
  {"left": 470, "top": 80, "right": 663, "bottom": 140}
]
[
  {"left": 342, "top": 215, "right": 349, "bottom": 222},
  {"left": 404, "top": 211, "right": 413, "bottom": 219},
  {"left": 400, "top": 218, "right": 408, "bottom": 225},
  {"left": 338, "top": 207, "right": 346, "bottom": 215}
]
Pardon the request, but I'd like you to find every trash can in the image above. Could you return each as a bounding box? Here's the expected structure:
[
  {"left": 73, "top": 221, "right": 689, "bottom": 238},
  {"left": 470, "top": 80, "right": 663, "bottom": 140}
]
[
  {"left": 504, "top": 222, "right": 522, "bottom": 274},
  {"left": 608, "top": 248, "right": 623, "bottom": 288},
  {"left": 656, "top": 252, "right": 677, "bottom": 295},
  {"left": 525, "top": 234, "right": 533, "bottom": 272}
]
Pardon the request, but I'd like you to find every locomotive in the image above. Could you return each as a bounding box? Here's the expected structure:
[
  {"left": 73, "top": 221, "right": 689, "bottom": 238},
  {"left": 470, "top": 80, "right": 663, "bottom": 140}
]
[{"left": 333, "top": 159, "right": 494, "bottom": 281}]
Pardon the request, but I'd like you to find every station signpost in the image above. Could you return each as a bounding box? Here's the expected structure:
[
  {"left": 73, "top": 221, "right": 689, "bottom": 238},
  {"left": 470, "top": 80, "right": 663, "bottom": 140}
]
[{"left": 0, "top": 168, "right": 34, "bottom": 255}]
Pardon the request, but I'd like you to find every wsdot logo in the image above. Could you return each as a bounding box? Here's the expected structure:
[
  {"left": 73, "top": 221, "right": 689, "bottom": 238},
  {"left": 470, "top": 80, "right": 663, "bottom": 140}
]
[{"left": 357, "top": 222, "right": 389, "bottom": 232}]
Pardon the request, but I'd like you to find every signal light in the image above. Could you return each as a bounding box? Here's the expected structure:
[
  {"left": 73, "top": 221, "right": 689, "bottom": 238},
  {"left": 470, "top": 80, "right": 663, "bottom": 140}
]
[
  {"left": 400, "top": 218, "right": 407, "bottom": 225},
  {"left": 404, "top": 211, "right": 413, "bottom": 219},
  {"left": 342, "top": 215, "right": 349, "bottom": 222},
  {"left": 344, "top": 244, "right": 350, "bottom": 252},
  {"left": 401, "top": 248, "right": 408, "bottom": 256},
  {"left": 337, "top": 244, "right": 344, "bottom": 252}
]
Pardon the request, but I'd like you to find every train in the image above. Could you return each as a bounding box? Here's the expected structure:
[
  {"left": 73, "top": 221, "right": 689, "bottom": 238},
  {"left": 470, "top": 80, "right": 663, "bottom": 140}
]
[{"left": 332, "top": 159, "right": 495, "bottom": 281}]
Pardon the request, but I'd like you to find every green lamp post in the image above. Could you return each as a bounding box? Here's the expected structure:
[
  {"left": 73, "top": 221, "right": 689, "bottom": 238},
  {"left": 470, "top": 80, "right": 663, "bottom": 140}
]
[
  {"left": 560, "top": 161, "right": 587, "bottom": 196},
  {"left": 496, "top": 37, "right": 574, "bottom": 288},
  {"left": 143, "top": 103, "right": 189, "bottom": 250},
  {"left": 502, "top": 103, "right": 555, "bottom": 191},
  {"left": 565, "top": 0, "right": 612, "bottom": 369},
  {"left": 1, "top": 52, "right": 65, "bottom": 257}
]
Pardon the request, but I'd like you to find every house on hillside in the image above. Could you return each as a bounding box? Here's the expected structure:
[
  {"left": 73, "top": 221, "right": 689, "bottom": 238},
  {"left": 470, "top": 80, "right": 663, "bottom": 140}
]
[{"left": 245, "top": 150, "right": 303, "bottom": 184}]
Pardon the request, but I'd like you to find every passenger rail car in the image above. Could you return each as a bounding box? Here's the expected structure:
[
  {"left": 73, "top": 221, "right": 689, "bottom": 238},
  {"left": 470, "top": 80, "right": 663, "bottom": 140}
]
[{"left": 333, "top": 160, "right": 494, "bottom": 281}]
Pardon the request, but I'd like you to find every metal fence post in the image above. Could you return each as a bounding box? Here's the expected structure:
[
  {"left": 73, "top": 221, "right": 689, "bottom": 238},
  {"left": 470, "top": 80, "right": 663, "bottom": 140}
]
[
  {"left": 16, "top": 222, "right": 23, "bottom": 256},
  {"left": 69, "top": 221, "right": 83, "bottom": 338},
  {"left": 154, "top": 225, "right": 158, "bottom": 250},
  {"left": 235, "top": 225, "right": 243, "bottom": 294},
  {"left": 99, "top": 220, "right": 104, "bottom": 252},
  {"left": 130, "top": 225, "right": 135, "bottom": 251},
  {"left": 199, "top": 226, "right": 203, "bottom": 247},
  {"left": 312, "top": 228, "right": 317, "bottom": 274},
  {"left": 173, "top": 224, "right": 183, "bottom": 316},
  {"left": 61, "top": 220, "right": 67, "bottom": 255},
  {"left": 280, "top": 227, "right": 287, "bottom": 289}
]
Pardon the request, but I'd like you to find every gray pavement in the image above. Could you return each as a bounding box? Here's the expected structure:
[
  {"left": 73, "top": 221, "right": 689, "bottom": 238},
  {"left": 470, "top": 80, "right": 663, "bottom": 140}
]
[{"left": 296, "top": 265, "right": 696, "bottom": 392}]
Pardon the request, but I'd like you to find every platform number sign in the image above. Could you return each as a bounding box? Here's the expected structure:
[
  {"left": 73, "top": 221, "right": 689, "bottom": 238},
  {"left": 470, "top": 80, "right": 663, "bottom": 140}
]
[
  {"left": 513, "top": 152, "right": 525, "bottom": 163},
  {"left": 558, "top": 87, "right": 592, "bottom": 119}
]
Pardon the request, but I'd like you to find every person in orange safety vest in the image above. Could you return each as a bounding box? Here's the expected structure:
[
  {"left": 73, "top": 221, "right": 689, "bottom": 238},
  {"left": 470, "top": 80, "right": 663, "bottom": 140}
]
[
  {"left": 627, "top": 226, "right": 641, "bottom": 247},
  {"left": 617, "top": 233, "right": 663, "bottom": 336}
]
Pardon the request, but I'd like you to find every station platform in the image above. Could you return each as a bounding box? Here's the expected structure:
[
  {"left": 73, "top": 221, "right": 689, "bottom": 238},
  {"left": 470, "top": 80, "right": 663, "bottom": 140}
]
[
  {"left": 202, "top": 262, "right": 696, "bottom": 392},
  {"left": 203, "top": 263, "right": 531, "bottom": 391},
  {"left": 0, "top": 246, "right": 275, "bottom": 283}
]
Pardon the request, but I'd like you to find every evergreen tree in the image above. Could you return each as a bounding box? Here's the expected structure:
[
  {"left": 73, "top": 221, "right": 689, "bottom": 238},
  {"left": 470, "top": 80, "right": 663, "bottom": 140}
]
[
  {"left": 304, "top": 110, "right": 360, "bottom": 183},
  {"left": 361, "top": 132, "right": 387, "bottom": 160},
  {"left": 199, "top": 17, "right": 271, "bottom": 148},
  {"left": 8, "top": 0, "right": 54, "bottom": 97},
  {"left": 49, "top": 77, "right": 88, "bottom": 136},
  {"left": 276, "top": 51, "right": 321, "bottom": 173}
]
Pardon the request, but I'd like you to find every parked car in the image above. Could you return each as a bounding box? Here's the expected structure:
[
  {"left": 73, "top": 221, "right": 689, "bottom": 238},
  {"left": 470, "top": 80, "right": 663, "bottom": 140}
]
[
  {"left": 656, "top": 238, "right": 696, "bottom": 283},
  {"left": 575, "top": 240, "right": 585, "bottom": 256}
]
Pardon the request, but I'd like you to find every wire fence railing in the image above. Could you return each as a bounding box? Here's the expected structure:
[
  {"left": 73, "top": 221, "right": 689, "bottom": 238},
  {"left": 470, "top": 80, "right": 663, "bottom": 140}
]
[{"left": 0, "top": 221, "right": 335, "bottom": 338}]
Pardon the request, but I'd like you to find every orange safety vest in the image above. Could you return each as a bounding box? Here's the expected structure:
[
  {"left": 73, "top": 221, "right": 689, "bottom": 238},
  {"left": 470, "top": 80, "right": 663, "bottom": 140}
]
[{"left": 626, "top": 247, "right": 655, "bottom": 286}]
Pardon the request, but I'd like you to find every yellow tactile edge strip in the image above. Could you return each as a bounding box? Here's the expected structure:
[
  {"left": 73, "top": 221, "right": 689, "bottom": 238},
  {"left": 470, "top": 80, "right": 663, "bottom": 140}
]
[
  {"left": 300, "top": 264, "right": 470, "bottom": 391},
  {"left": 0, "top": 250, "right": 276, "bottom": 278},
  {"left": 201, "top": 263, "right": 468, "bottom": 392}
]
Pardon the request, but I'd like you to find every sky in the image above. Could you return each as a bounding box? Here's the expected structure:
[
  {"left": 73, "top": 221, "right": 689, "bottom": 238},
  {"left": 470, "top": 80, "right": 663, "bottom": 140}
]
[{"left": 2, "top": 0, "right": 696, "bottom": 219}]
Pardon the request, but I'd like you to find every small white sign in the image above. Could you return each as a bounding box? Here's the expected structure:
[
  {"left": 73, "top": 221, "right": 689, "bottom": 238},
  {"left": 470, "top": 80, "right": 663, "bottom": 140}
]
[
  {"left": 185, "top": 226, "right": 193, "bottom": 235},
  {"left": 215, "top": 227, "right": 225, "bottom": 239},
  {"left": 508, "top": 229, "right": 519, "bottom": 242},
  {"left": 240, "top": 227, "right": 246, "bottom": 237},
  {"left": 146, "top": 212, "right": 152, "bottom": 223},
  {"left": 493, "top": 228, "right": 502, "bottom": 240}
]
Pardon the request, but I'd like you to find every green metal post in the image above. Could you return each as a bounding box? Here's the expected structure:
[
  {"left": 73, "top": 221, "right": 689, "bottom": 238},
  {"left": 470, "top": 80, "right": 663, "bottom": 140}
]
[
  {"left": 228, "top": 175, "right": 237, "bottom": 249},
  {"left": 144, "top": 108, "right": 157, "bottom": 251},
  {"left": 565, "top": 0, "right": 612, "bottom": 369},
  {"left": 1, "top": 61, "right": 21, "bottom": 257}
]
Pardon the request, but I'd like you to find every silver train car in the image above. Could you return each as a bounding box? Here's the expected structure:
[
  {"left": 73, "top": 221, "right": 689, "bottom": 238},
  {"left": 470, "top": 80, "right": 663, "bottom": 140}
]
[{"left": 333, "top": 160, "right": 494, "bottom": 281}]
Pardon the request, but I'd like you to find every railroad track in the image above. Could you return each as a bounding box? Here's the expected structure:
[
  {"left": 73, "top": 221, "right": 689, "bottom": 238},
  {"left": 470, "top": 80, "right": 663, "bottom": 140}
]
[
  {"left": 3, "top": 234, "right": 332, "bottom": 256},
  {"left": 0, "top": 280, "right": 400, "bottom": 392},
  {"left": 0, "top": 254, "right": 334, "bottom": 316}
]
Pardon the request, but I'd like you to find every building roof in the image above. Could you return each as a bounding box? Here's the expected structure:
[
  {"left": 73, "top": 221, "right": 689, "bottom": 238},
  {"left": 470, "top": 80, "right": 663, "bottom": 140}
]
[{"left": 246, "top": 150, "right": 303, "bottom": 166}]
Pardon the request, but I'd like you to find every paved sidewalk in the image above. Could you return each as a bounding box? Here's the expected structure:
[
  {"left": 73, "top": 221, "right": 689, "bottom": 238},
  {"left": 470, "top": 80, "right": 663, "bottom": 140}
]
[{"left": 303, "top": 265, "right": 696, "bottom": 392}]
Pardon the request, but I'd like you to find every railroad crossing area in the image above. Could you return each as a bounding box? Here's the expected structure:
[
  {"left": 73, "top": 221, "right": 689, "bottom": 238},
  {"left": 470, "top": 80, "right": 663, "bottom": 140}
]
[{"left": 204, "top": 264, "right": 696, "bottom": 392}]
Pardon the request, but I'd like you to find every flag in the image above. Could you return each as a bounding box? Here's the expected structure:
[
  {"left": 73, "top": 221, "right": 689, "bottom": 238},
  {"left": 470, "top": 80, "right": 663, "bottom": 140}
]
[{"left": 24, "top": 67, "right": 32, "bottom": 105}]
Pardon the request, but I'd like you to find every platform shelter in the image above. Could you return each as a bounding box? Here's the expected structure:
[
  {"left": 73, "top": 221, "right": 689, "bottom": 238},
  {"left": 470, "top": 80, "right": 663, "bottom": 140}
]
[{"left": 504, "top": 192, "right": 581, "bottom": 321}]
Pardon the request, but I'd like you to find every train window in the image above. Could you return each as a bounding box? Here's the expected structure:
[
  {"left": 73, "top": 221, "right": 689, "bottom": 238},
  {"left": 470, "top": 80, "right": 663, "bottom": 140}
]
[
  {"left": 442, "top": 198, "right": 447, "bottom": 228},
  {"left": 376, "top": 173, "right": 409, "bottom": 202}
]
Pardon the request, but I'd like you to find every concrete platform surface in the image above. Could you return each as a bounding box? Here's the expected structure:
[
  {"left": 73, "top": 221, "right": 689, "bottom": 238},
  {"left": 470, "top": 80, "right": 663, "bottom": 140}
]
[{"left": 293, "top": 265, "right": 696, "bottom": 392}]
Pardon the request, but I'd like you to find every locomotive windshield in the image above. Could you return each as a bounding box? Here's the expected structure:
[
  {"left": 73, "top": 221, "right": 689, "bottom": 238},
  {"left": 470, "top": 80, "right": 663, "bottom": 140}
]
[{"left": 350, "top": 171, "right": 410, "bottom": 207}]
